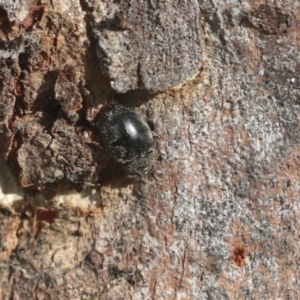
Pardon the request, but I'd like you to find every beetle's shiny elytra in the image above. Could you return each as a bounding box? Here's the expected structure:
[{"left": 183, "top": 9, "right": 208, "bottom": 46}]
[{"left": 96, "top": 103, "right": 155, "bottom": 174}]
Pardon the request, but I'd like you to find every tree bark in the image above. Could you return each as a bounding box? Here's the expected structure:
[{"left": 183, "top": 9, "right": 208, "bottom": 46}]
[{"left": 0, "top": 0, "right": 300, "bottom": 299}]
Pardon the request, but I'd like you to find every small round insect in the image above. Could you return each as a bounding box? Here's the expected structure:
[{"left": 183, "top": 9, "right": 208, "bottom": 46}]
[{"left": 96, "top": 103, "right": 155, "bottom": 175}]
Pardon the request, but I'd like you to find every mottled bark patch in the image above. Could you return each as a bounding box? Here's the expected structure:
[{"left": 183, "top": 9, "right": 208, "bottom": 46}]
[
  {"left": 92, "top": 0, "right": 203, "bottom": 93},
  {"left": 0, "top": 6, "right": 108, "bottom": 193},
  {"left": 241, "top": 4, "right": 296, "bottom": 35}
]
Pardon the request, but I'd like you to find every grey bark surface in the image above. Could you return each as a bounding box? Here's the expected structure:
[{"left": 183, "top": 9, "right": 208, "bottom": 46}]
[{"left": 0, "top": 0, "right": 300, "bottom": 299}]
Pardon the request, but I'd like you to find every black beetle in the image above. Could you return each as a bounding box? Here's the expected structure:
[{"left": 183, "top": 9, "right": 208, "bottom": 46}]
[{"left": 96, "top": 103, "right": 155, "bottom": 175}]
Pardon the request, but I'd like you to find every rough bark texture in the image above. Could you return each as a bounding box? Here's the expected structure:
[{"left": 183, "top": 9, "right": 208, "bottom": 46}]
[
  {"left": 92, "top": 0, "right": 203, "bottom": 93},
  {"left": 0, "top": 0, "right": 300, "bottom": 299}
]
